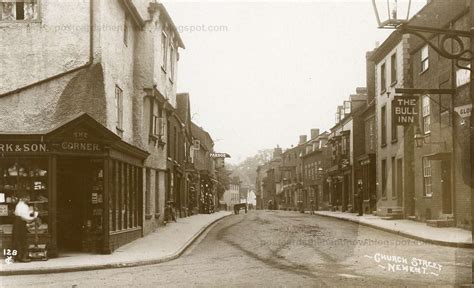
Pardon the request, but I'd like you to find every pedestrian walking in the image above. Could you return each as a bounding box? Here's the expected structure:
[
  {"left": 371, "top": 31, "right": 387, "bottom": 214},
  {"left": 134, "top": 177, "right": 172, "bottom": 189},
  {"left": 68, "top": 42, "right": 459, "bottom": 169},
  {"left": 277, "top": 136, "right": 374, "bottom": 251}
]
[
  {"left": 12, "top": 194, "right": 38, "bottom": 262},
  {"left": 310, "top": 200, "right": 315, "bottom": 215}
]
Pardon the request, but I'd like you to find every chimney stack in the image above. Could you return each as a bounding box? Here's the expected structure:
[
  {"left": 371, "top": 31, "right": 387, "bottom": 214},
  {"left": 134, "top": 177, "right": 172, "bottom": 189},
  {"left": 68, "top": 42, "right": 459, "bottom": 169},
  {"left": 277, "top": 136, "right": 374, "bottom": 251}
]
[
  {"left": 299, "top": 135, "right": 307, "bottom": 145},
  {"left": 310, "top": 129, "right": 320, "bottom": 139}
]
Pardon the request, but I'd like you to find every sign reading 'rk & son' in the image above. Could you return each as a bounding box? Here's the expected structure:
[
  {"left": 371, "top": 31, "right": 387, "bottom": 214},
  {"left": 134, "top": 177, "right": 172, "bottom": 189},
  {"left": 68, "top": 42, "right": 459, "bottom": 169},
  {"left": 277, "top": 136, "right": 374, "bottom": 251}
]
[{"left": 392, "top": 96, "right": 419, "bottom": 126}]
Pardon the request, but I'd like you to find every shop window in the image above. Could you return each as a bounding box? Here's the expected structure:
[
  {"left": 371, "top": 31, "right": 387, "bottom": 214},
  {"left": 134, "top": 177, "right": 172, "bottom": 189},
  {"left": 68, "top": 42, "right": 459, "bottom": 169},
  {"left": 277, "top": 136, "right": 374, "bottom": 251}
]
[
  {"left": 155, "top": 171, "right": 160, "bottom": 214},
  {"left": 0, "top": 0, "right": 39, "bottom": 21},
  {"left": 421, "top": 45, "right": 429, "bottom": 73},
  {"left": 145, "top": 168, "right": 151, "bottom": 216},
  {"left": 87, "top": 160, "right": 104, "bottom": 237},
  {"left": 109, "top": 161, "right": 116, "bottom": 232},
  {"left": 422, "top": 95, "right": 431, "bottom": 134},
  {"left": 124, "top": 164, "right": 129, "bottom": 229},
  {"left": 110, "top": 160, "right": 140, "bottom": 231},
  {"left": 381, "top": 159, "right": 387, "bottom": 198},
  {"left": 0, "top": 158, "right": 48, "bottom": 234},
  {"left": 423, "top": 158, "right": 432, "bottom": 197}
]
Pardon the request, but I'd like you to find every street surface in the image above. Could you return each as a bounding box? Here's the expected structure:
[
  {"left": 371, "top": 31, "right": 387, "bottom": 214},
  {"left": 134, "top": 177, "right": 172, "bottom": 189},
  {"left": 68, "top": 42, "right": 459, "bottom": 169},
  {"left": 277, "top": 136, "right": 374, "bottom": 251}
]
[{"left": 2, "top": 210, "right": 473, "bottom": 287}]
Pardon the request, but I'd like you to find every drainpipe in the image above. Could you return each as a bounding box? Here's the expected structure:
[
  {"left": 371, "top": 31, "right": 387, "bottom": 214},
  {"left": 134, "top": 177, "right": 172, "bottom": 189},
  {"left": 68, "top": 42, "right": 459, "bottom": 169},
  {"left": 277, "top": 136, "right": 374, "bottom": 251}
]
[{"left": 0, "top": 0, "right": 94, "bottom": 98}]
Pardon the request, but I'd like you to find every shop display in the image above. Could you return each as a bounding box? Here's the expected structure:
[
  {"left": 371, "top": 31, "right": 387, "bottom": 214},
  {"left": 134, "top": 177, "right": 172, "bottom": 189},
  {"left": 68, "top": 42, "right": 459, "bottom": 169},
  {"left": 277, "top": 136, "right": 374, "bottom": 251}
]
[
  {"left": 82, "top": 165, "right": 104, "bottom": 253},
  {"left": 0, "top": 160, "right": 49, "bottom": 230}
]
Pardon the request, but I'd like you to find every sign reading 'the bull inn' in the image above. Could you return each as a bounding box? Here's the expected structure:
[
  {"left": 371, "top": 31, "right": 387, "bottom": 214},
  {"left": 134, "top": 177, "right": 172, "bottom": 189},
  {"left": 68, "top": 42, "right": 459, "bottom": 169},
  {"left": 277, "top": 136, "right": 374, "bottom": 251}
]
[{"left": 392, "top": 96, "right": 419, "bottom": 126}]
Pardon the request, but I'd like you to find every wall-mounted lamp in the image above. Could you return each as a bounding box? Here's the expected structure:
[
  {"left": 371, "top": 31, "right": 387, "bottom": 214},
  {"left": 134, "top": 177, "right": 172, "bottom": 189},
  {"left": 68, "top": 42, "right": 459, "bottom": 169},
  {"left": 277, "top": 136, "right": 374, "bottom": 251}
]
[{"left": 414, "top": 127, "right": 446, "bottom": 149}]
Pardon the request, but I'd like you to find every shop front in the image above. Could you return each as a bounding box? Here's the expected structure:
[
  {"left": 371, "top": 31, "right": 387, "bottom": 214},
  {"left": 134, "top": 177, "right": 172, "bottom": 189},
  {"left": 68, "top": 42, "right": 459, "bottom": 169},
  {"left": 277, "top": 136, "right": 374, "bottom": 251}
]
[
  {"left": 358, "top": 154, "right": 376, "bottom": 214},
  {"left": 0, "top": 114, "right": 148, "bottom": 257}
]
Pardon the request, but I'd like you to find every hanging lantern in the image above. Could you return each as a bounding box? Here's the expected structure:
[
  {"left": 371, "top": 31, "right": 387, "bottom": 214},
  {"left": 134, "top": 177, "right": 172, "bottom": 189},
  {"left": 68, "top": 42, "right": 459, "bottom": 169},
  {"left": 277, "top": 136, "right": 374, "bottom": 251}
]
[{"left": 372, "top": 0, "right": 413, "bottom": 28}]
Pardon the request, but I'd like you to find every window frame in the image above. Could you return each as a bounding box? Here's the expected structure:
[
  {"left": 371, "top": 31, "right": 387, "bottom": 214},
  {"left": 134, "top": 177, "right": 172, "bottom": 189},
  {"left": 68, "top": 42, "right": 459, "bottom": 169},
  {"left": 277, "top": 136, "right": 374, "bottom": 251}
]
[
  {"left": 423, "top": 158, "right": 432, "bottom": 197},
  {"left": 161, "top": 31, "right": 168, "bottom": 73},
  {"left": 422, "top": 95, "right": 431, "bottom": 134},
  {"left": 115, "top": 85, "right": 124, "bottom": 137},
  {"left": 169, "top": 44, "right": 175, "bottom": 84},
  {"left": 380, "top": 62, "right": 387, "bottom": 93},
  {"left": 390, "top": 52, "right": 397, "bottom": 85},
  {"left": 381, "top": 105, "right": 387, "bottom": 146},
  {"left": 0, "top": 0, "right": 41, "bottom": 22},
  {"left": 381, "top": 159, "right": 387, "bottom": 198},
  {"left": 420, "top": 45, "right": 429, "bottom": 73}
]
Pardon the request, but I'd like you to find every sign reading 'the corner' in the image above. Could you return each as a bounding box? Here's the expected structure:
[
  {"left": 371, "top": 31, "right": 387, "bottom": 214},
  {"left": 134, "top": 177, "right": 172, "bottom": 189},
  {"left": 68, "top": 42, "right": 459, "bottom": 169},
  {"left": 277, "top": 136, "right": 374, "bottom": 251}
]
[{"left": 392, "top": 96, "right": 419, "bottom": 126}]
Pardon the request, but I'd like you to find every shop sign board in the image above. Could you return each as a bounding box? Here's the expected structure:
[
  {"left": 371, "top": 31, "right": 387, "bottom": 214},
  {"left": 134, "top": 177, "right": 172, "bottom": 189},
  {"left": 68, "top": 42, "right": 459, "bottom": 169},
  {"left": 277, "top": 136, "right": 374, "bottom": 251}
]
[
  {"left": 454, "top": 104, "right": 472, "bottom": 118},
  {"left": 0, "top": 141, "right": 102, "bottom": 153},
  {"left": 209, "top": 153, "right": 231, "bottom": 158},
  {"left": 58, "top": 141, "right": 102, "bottom": 153},
  {"left": 0, "top": 143, "right": 48, "bottom": 153},
  {"left": 392, "top": 96, "right": 419, "bottom": 126}
]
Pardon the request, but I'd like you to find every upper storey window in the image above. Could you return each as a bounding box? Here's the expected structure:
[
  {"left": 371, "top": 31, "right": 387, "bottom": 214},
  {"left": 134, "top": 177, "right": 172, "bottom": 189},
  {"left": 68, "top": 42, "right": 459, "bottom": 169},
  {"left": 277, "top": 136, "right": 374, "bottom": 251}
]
[{"left": 0, "top": 1, "right": 39, "bottom": 21}]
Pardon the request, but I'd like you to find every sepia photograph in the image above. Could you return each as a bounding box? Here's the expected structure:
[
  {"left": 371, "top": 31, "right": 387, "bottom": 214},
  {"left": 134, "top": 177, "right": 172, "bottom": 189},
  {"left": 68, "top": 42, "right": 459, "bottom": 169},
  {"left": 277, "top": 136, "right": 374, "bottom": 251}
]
[{"left": 0, "top": 0, "right": 473, "bottom": 287}]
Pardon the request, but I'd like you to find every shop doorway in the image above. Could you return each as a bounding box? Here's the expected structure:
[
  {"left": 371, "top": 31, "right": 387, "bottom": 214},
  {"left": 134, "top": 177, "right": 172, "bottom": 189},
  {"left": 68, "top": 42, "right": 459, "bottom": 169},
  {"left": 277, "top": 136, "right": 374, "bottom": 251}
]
[
  {"left": 441, "top": 160, "right": 452, "bottom": 214},
  {"left": 57, "top": 158, "right": 96, "bottom": 252}
]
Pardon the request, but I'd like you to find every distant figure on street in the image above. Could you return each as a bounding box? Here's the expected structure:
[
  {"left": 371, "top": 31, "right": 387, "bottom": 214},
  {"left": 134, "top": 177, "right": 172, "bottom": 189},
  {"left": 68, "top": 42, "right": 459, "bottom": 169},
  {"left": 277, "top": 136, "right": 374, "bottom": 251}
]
[
  {"left": 268, "top": 200, "right": 273, "bottom": 210},
  {"left": 310, "top": 200, "right": 315, "bottom": 215}
]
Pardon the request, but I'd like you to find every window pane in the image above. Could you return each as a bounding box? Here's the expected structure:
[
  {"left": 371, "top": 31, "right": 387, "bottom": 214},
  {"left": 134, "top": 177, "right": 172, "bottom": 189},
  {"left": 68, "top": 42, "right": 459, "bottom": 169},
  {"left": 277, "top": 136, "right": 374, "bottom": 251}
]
[
  {"left": 1, "top": 2, "right": 15, "bottom": 20},
  {"left": 0, "top": 158, "right": 49, "bottom": 234},
  {"left": 109, "top": 161, "right": 115, "bottom": 232},
  {"left": 24, "top": 1, "right": 37, "bottom": 20},
  {"left": 391, "top": 53, "right": 397, "bottom": 82}
]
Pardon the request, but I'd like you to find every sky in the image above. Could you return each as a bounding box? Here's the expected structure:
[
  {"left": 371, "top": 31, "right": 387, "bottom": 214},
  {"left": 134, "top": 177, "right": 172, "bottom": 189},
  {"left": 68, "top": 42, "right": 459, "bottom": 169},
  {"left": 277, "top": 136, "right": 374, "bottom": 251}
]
[{"left": 164, "top": 0, "right": 426, "bottom": 164}]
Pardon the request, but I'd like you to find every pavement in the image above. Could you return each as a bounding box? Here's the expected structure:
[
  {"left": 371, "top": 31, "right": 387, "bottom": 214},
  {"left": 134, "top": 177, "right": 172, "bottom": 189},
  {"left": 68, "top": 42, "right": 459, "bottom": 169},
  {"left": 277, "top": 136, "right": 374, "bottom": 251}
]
[
  {"left": 312, "top": 210, "right": 472, "bottom": 248},
  {"left": 0, "top": 211, "right": 232, "bottom": 276}
]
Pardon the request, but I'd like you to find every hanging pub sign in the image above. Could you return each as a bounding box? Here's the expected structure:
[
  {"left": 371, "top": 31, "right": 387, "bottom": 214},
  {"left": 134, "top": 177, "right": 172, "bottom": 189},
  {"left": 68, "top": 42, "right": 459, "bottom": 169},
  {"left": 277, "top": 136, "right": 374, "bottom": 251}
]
[{"left": 392, "top": 96, "right": 419, "bottom": 126}]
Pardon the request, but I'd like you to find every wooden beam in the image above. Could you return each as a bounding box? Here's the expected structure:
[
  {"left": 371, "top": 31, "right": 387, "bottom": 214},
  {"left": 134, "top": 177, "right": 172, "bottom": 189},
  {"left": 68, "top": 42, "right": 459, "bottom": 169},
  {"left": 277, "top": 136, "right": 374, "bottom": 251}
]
[{"left": 395, "top": 88, "right": 456, "bottom": 95}]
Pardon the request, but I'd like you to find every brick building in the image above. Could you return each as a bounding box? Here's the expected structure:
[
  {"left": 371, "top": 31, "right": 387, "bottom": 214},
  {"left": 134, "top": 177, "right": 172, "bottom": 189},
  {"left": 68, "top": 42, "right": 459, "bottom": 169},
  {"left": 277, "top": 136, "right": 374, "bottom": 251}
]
[
  {"left": 356, "top": 51, "right": 378, "bottom": 214},
  {"left": 408, "top": 0, "right": 471, "bottom": 229},
  {"left": 327, "top": 91, "right": 367, "bottom": 212},
  {"left": 301, "top": 130, "right": 331, "bottom": 211}
]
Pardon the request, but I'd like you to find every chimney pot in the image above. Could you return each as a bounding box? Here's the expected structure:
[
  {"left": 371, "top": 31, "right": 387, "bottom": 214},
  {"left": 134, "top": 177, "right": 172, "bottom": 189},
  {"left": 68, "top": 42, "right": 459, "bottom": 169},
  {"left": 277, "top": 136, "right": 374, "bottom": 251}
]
[
  {"left": 299, "top": 135, "right": 308, "bottom": 145},
  {"left": 311, "top": 129, "right": 320, "bottom": 139}
]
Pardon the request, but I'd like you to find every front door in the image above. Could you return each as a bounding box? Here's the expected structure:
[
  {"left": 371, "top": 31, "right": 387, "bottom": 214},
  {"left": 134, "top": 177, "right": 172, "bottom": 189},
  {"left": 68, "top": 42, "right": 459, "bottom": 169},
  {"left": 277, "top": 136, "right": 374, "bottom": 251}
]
[
  {"left": 57, "top": 158, "right": 89, "bottom": 252},
  {"left": 441, "top": 160, "right": 452, "bottom": 214}
]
